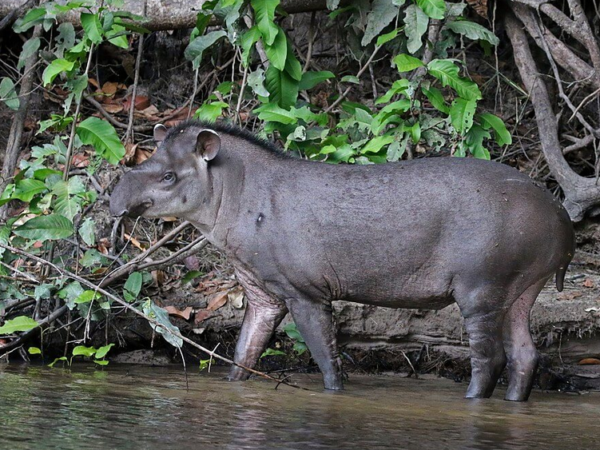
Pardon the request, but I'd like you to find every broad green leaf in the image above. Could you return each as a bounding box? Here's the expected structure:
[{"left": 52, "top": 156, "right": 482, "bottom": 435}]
[
  {"left": 284, "top": 41, "right": 302, "bottom": 82},
  {"left": 377, "top": 29, "right": 399, "bottom": 46},
  {"left": 283, "top": 323, "right": 305, "bottom": 342},
  {"left": 422, "top": 86, "right": 450, "bottom": 114},
  {"left": 463, "top": 125, "right": 491, "bottom": 159},
  {"left": 56, "top": 23, "right": 76, "bottom": 58},
  {"left": 106, "top": 24, "right": 129, "bottom": 49},
  {"left": 254, "top": 103, "right": 297, "bottom": 124},
  {"left": 251, "top": 0, "right": 280, "bottom": 46},
  {"left": 124, "top": 272, "right": 143, "bottom": 302},
  {"left": 42, "top": 59, "right": 75, "bottom": 86},
  {"left": 450, "top": 98, "right": 477, "bottom": 134},
  {"left": 298, "top": 71, "right": 335, "bottom": 90},
  {"left": 94, "top": 360, "right": 109, "bottom": 366},
  {"left": 81, "top": 13, "right": 103, "bottom": 44},
  {"left": 72, "top": 345, "right": 97, "bottom": 358},
  {"left": 48, "top": 356, "right": 68, "bottom": 368},
  {"left": 34, "top": 283, "right": 53, "bottom": 301},
  {"left": 427, "top": 59, "right": 482, "bottom": 100},
  {"left": 13, "top": 178, "right": 47, "bottom": 203},
  {"left": 0, "top": 77, "right": 19, "bottom": 111},
  {"left": 362, "top": 0, "right": 399, "bottom": 46},
  {"left": 264, "top": 65, "right": 298, "bottom": 109},
  {"left": 12, "top": 8, "right": 46, "bottom": 33},
  {"left": 239, "top": 26, "right": 261, "bottom": 66},
  {"left": 361, "top": 135, "right": 395, "bottom": 154},
  {"left": 293, "top": 341, "right": 307, "bottom": 355},
  {"left": 0, "top": 316, "right": 38, "bottom": 334},
  {"left": 184, "top": 30, "right": 227, "bottom": 69},
  {"left": 375, "top": 79, "right": 410, "bottom": 104},
  {"left": 406, "top": 122, "right": 422, "bottom": 143},
  {"left": 194, "top": 101, "right": 228, "bottom": 122},
  {"left": 14, "top": 214, "right": 74, "bottom": 241},
  {"left": 28, "top": 347, "right": 42, "bottom": 355},
  {"left": 17, "top": 37, "right": 40, "bottom": 71},
  {"left": 341, "top": 75, "right": 360, "bottom": 84},
  {"left": 95, "top": 343, "right": 114, "bottom": 359},
  {"left": 479, "top": 113, "right": 512, "bottom": 145},
  {"left": 80, "top": 249, "right": 103, "bottom": 268},
  {"left": 264, "top": 27, "right": 287, "bottom": 70},
  {"left": 446, "top": 20, "right": 499, "bottom": 46},
  {"left": 143, "top": 301, "right": 183, "bottom": 348},
  {"left": 261, "top": 348, "right": 287, "bottom": 357},
  {"left": 393, "top": 54, "right": 424, "bottom": 72},
  {"left": 78, "top": 217, "right": 96, "bottom": 246},
  {"left": 416, "top": 0, "right": 446, "bottom": 19},
  {"left": 74, "top": 290, "right": 101, "bottom": 304},
  {"left": 387, "top": 136, "right": 408, "bottom": 161},
  {"left": 247, "top": 68, "right": 270, "bottom": 97},
  {"left": 182, "top": 270, "right": 202, "bottom": 284},
  {"left": 404, "top": 4, "right": 428, "bottom": 54},
  {"left": 76, "top": 117, "right": 125, "bottom": 165},
  {"left": 52, "top": 176, "right": 86, "bottom": 220},
  {"left": 58, "top": 281, "right": 84, "bottom": 309}
]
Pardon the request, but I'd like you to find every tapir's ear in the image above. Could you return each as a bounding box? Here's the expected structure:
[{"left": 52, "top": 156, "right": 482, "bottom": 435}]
[
  {"left": 196, "top": 129, "right": 221, "bottom": 161},
  {"left": 153, "top": 124, "right": 168, "bottom": 143}
]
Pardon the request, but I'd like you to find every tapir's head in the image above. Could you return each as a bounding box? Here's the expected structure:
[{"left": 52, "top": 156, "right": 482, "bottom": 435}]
[{"left": 109, "top": 122, "right": 222, "bottom": 221}]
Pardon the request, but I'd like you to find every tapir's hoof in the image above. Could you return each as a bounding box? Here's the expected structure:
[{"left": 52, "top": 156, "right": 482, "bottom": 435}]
[
  {"left": 227, "top": 367, "right": 251, "bottom": 382},
  {"left": 323, "top": 375, "right": 344, "bottom": 391},
  {"left": 504, "top": 390, "right": 530, "bottom": 402}
]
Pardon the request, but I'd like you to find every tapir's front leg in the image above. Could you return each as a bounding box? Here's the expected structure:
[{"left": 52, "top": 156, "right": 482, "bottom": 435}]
[{"left": 228, "top": 291, "right": 288, "bottom": 381}]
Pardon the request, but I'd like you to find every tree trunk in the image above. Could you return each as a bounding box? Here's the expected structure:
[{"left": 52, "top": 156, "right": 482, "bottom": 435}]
[{"left": 0, "top": 0, "right": 340, "bottom": 31}]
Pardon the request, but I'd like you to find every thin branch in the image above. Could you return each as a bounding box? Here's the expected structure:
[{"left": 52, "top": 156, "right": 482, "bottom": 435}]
[{"left": 124, "top": 0, "right": 147, "bottom": 144}]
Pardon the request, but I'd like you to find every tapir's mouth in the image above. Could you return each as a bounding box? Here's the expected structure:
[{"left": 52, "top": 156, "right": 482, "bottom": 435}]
[{"left": 113, "top": 200, "right": 153, "bottom": 218}]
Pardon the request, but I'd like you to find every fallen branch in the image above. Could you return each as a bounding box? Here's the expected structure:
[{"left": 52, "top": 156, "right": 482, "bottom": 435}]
[{"left": 0, "top": 242, "right": 307, "bottom": 390}]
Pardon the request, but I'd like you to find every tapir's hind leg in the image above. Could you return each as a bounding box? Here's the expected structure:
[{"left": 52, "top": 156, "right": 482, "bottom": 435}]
[
  {"left": 456, "top": 286, "right": 509, "bottom": 399},
  {"left": 502, "top": 278, "right": 547, "bottom": 402},
  {"left": 285, "top": 299, "right": 344, "bottom": 390}
]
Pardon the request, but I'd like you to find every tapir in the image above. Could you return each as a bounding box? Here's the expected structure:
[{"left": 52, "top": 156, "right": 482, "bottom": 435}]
[{"left": 110, "top": 120, "right": 575, "bottom": 401}]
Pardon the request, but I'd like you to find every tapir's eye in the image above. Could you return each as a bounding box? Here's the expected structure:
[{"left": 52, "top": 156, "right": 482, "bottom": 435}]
[{"left": 162, "top": 172, "right": 176, "bottom": 184}]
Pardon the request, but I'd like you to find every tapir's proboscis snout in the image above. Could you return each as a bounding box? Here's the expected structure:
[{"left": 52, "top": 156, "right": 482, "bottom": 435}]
[{"left": 110, "top": 119, "right": 575, "bottom": 403}]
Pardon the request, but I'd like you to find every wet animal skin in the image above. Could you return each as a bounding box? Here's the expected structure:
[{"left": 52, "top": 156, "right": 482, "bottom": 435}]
[{"left": 110, "top": 120, "right": 575, "bottom": 402}]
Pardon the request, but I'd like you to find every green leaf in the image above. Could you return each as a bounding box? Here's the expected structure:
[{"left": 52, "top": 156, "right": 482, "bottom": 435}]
[
  {"left": 254, "top": 103, "right": 297, "bottom": 124},
  {"left": 427, "top": 59, "right": 482, "bottom": 100},
  {"left": 194, "top": 101, "right": 228, "bottom": 122},
  {"left": 446, "top": 20, "right": 499, "bottom": 46},
  {"left": 264, "top": 65, "right": 298, "bottom": 109},
  {"left": 81, "top": 13, "right": 104, "bottom": 44},
  {"left": 28, "top": 347, "right": 42, "bottom": 355},
  {"left": 264, "top": 27, "right": 287, "bottom": 70},
  {"left": 293, "top": 341, "right": 307, "bottom": 355},
  {"left": 393, "top": 54, "right": 424, "bottom": 72},
  {"left": 74, "top": 290, "right": 101, "bottom": 304},
  {"left": 361, "top": 135, "right": 395, "bottom": 154},
  {"left": 52, "top": 176, "right": 86, "bottom": 220},
  {"left": 422, "top": 86, "right": 449, "bottom": 113},
  {"left": 463, "top": 125, "right": 492, "bottom": 159},
  {"left": 12, "top": 8, "right": 46, "bottom": 33},
  {"left": 404, "top": 4, "right": 428, "bottom": 54},
  {"left": 479, "top": 113, "right": 512, "bottom": 146},
  {"left": 106, "top": 24, "right": 129, "bottom": 49},
  {"left": 94, "top": 359, "right": 110, "bottom": 366},
  {"left": 76, "top": 117, "right": 125, "bottom": 165},
  {"left": 18, "top": 37, "right": 40, "bottom": 71},
  {"left": 143, "top": 301, "right": 183, "bottom": 348},
  {"left": 182, "top": 270, "right": 202, "bottom": 284},
  {"left": 95, "top": 343, "right": 114, "bottom": 359},
  {"left": 78, "top": 217, "right": 96, "bottom": 246},
  {"left": 0, "top": 77, "right": 19, "bottom": 111},
  {"left": 58, "top": 282, "right": 84, "bottom": 309},
  {"left": 450, "top": 98, "right": 477, "bottom": 134},
  {"left": 415, "top": 0, "right": 446, "bottom": 19},
  {"left": 341, "top": 75, "right": 360, "bottom": 84},
  {"left": 124, "top": 272, "right": 143, "bottom": 302},
  {"left": 298, "top": 71, "right": 335, "bottom": 90},
  {"left": 42, "top": 59, "right": 75, "bottom": 87},
  {"left": 239, "top": 26, "right": 261, "bottom": 66},
  {"left": 261, "top": 348, "right": 287, "bottom": 358},
  {"left": 49, "top": 356, "right": 68, "bottom": 368},
  {"left": 56, "top": 23, "right": 76, "bottom": 58},
  {"left": 0, "top": 316, "right": 38, "bottom": 334},
  {"left": 80, "top": 249, "right": 103, "bottom": 268},
  {"left": 377, "top": 29, "right": 399, "bottom": 46},
  {"left": 14, "top": 214, "right": 74, "bottom": 241},
  {"left": 13, "top": 178, "right": 47, "bottom": 203},
  {"left": 362, "top": 0, "right": 399, "bottom": 46},
  {"left": 184, "top": 30, "right": 227, "bottom": 69},
  {"left": 252, "top": 0, "right": 280, "bottom": 46},
  {"left": 72, "top": 345, "right": 97, "bottom": 358},
  {"left": 284, "top": 41, "right": 302, "bottom": 82},
  {"left": 283, "top": 323, "right": 305, "bottom": 342},
  {"left": 247, "top": 68, "right": 270, "bottom": 97}
]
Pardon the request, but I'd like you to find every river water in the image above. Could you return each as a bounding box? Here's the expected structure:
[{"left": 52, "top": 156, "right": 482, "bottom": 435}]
[{"left": 0, "top": 364, "right": 597, "bottom": 449}]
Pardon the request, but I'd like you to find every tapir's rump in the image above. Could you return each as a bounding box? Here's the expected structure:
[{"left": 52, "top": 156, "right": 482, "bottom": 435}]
[{"left": 110, "top": 120, "right": 575, "bottom": 402}]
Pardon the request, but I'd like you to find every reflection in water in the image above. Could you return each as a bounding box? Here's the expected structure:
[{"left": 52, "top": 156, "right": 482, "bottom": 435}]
[{"left": 0, "top": 364, "right": 597, "bottom": 449}]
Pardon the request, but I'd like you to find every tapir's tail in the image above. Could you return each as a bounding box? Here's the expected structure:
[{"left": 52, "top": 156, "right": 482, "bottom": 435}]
[{"left": 555, "top": 241, "right": 575, "bottom": 292}]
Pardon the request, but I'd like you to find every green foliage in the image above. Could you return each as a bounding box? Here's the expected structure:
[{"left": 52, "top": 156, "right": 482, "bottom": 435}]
[{"left": 0, "top": 316, "right": 38, "bottom": 334}]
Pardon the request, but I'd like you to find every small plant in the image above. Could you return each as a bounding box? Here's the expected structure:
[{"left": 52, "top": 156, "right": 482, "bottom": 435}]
[{"left": 27, "top": 343, "right": 114, "bottom": 367}]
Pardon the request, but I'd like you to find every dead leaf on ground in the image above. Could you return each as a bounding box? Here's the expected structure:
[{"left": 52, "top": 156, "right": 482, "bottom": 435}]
[
  {"left": 207, "top": 291, "right": 228, "bottom": 311},
  {"left": 88, "top": 78, "right": 100, "bottom": 88},
  {"left": 583, "top": 278, "right": 595, "bottom": 288},
  {"left": 97, "top": 238, "right": 111, "bottom": 254},
  {"left": 124, "top": 232, "right": 145, "bottom": 251},
  {"left": 194, "top": 309, "right": 212, "bottom": 324},
  {"left": 560, "top": 291, "right": 583, "bottom": 300},
  {"left": 123, "top": 95, "right": 151, "bottom": 111},
  {"left": 152, "top": 270, "right": 166, "bottom": 286},
  {"left": 123, "top": 142, "right": 138, "bottom": 165},
  {"left": 579, "top": 358, "right": 600, "bottom": 365},
  {"left": 71, "top": 152, "right": 90, "bottom": 168},
  {"left": 134, "top": 148, "right": 154, "bottom": 165},
  {"left": 103, "top": 103, "right": 124, "bottom": 114},
  {"left": 228, "top": 288, "right": 244, "bottom": 309},
  {"left": 466, "top": 0, "right": 487, "bottom": 18},
  {"left": 102, "top": 81, "right": 119, "bottom": 97},
  {"left": 164, "top": 305, "right": 193, "bottom": 320},
  {"left": 136, "top": 104, "right": 160, "bottom": 120}
]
